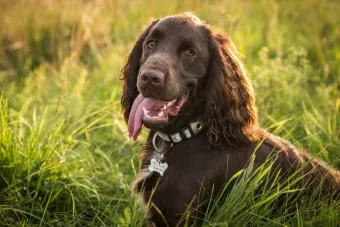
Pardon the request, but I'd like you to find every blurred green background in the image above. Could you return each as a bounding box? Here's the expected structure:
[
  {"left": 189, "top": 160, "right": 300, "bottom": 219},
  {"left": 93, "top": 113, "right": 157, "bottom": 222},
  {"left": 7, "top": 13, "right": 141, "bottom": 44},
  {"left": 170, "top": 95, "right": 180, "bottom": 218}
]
[{"left": 0, "top": 0, "right": 339, "bottom": 225}]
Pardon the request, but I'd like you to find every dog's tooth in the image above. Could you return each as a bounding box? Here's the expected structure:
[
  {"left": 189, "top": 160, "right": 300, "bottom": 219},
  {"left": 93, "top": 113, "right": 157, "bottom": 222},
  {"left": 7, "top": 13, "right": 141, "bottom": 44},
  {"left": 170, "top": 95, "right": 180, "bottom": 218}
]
[
  {"left": 143, "top": 108, "right": 153, "bottom": 119},
  {"left": 167, "top": 99, "right": 177, "bottom": 107},
  {"left": 158, "top": 111, "right": 164, "bottom": 117},
  {"left": 143, "top": 107, "right": 150, "bottom": 115}
]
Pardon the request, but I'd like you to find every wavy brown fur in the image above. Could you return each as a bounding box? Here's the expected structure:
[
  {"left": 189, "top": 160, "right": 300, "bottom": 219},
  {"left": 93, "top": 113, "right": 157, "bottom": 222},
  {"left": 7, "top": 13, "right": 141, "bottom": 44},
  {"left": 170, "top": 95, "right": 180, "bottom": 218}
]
[{"left": 204, "top": 30, "right": 263, "bottom": 145}]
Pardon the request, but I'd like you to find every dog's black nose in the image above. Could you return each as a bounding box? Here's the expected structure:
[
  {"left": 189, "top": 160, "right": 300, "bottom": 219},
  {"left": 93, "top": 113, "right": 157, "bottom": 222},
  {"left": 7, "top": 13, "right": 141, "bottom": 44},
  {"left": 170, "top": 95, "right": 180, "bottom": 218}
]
[{"left": 140, "top": 69, "right": 165, "bottom": 86}]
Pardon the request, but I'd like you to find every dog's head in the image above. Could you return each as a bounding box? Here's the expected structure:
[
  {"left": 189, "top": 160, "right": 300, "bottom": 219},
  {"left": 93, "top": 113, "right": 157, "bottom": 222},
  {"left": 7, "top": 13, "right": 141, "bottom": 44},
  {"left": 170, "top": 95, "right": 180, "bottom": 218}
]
[{"left": 121, "top": 13, "right": 260, "bottom": 144}]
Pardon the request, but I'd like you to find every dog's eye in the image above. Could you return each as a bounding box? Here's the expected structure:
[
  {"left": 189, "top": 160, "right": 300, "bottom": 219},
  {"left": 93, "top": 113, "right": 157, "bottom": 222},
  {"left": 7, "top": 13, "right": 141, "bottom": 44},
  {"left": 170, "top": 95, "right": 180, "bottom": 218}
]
[
  {"left": 185, "top": 49, "right": 195, "bottom": 57},
  {"left": 147, "top": 41, "right": 156, "bottom": 49}
]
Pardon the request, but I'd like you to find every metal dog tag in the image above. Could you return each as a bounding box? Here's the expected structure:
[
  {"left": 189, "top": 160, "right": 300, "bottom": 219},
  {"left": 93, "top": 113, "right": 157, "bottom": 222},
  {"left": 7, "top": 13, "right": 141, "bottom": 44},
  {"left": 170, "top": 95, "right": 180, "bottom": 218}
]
[{"left": 149, "top": 158, "right": 168, "bottom": 176}]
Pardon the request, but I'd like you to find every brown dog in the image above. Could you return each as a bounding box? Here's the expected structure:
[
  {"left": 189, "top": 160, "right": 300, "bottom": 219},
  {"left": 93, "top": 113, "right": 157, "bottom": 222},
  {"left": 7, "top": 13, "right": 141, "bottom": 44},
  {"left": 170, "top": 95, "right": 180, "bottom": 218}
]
[{"left": 121, "top": 13, "right": 339, "bottom": 226}]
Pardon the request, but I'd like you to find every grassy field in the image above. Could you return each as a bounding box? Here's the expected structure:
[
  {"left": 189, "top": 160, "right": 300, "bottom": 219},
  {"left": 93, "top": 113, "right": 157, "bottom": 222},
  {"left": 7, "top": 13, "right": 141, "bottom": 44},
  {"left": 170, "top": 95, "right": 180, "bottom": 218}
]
[{"left": 0, "top": 0, "right": 339, "bottom": 226}]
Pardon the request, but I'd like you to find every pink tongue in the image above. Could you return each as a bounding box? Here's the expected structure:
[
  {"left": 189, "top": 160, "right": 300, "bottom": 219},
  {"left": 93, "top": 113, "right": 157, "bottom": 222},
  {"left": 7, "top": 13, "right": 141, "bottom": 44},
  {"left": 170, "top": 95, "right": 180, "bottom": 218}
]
[
  {"left": 128, "top": 94, "right": 168, "bottom": 140},
  {"left": 128, "top": 94, "right": 144, "bottom": 140}
]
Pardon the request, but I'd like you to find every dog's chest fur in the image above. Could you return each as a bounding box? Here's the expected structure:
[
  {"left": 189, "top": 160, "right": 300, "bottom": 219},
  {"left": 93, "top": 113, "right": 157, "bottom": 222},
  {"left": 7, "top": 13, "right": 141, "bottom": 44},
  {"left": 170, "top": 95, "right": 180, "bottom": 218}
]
[{"left": 132, "top": 134, "right": 264, "bottom": 225}]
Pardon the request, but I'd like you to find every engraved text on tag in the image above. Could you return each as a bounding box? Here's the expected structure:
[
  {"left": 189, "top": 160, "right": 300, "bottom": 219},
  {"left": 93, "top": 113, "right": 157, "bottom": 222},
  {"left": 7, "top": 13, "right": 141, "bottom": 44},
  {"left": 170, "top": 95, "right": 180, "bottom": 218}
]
[{"left": 149, "top": 158, "right": 168, "bottom": 176}]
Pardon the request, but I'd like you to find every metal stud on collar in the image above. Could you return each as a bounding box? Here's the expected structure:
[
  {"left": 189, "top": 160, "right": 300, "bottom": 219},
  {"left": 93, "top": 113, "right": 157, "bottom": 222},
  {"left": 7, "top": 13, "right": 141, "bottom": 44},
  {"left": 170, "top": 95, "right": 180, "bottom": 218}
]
[
  {"left": 170, "top": 133, "right": 182, "bottom": 143},
  {"left": 190, "top": 121, "right": 203, "bottom": 135}
]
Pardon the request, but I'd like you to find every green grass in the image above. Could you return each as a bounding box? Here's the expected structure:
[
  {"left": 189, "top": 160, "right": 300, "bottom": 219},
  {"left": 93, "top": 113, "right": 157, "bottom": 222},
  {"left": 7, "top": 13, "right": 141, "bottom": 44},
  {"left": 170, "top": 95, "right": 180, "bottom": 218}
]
[{"left": 0, "top": 0, "right": 339, "bottom": 225}]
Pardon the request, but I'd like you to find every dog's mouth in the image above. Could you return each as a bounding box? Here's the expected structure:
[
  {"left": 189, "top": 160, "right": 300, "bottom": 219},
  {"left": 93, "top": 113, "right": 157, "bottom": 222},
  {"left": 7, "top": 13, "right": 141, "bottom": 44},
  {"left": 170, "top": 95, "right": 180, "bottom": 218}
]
[{"left": 128, "top": 93, "right": 189, "bottom": 140}]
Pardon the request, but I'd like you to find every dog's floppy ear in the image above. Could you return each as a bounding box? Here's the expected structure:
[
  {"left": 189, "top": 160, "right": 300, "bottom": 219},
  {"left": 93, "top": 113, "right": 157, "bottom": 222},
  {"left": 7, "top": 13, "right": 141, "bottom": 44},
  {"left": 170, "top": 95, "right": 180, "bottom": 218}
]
[
  {"left": 120, "top": 20, "right": 159, "bottom": 123},
  {"left": 205, "top": 31, "right": 262, "bottom": 145}
]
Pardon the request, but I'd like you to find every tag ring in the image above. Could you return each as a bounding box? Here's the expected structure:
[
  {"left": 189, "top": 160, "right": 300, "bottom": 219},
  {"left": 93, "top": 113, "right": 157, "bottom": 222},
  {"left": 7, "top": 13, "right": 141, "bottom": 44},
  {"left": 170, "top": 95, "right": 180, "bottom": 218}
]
[
  {"left": 152, "top": 131, "right": 164, "bottom": 153},
  {"left": 152, "top": 131, "right": 173, "bottom": 153}
]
